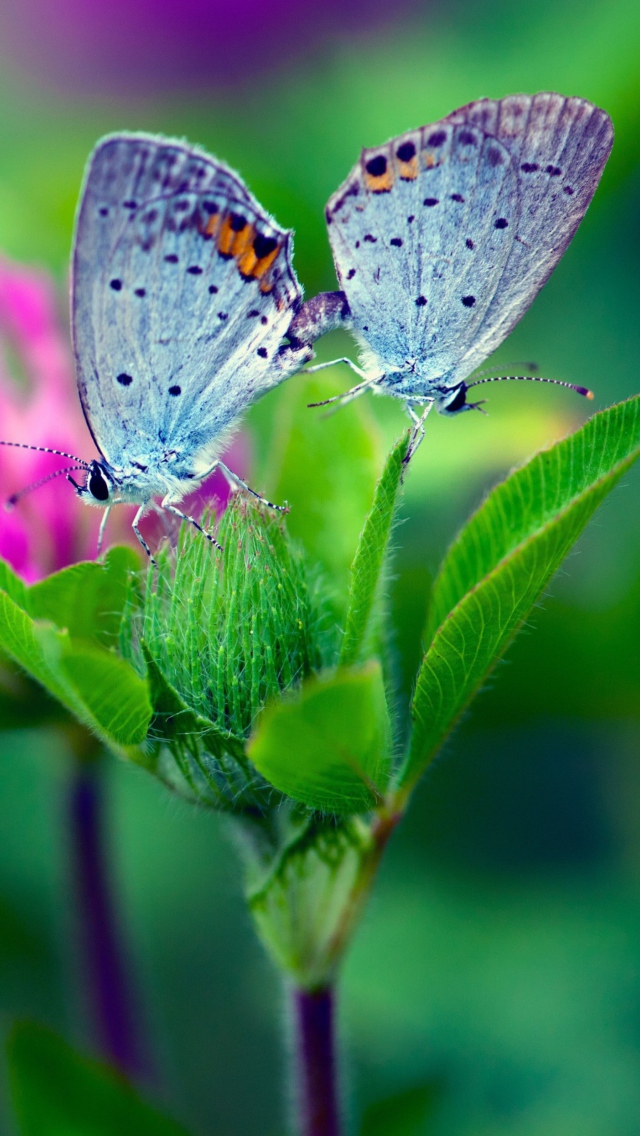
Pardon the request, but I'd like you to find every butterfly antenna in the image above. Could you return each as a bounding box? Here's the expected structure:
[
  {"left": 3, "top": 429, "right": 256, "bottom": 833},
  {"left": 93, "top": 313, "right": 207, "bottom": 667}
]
[
  {"left": 0, "top": 440, "right": 90, "bottom": 467},
  {"left": 466, "top": 375, "right": 594, "bottom": 399},
  {"left": 6, "top": 466, "right": 87, "bottom": 509},
  {"left": 470, "top": 360, "right": 539, "bottom": 380}
]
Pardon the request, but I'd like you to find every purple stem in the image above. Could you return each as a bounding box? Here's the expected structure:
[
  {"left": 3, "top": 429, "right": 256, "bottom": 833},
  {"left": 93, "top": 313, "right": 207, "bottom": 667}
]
[
  {"left": 69, "top": 760, "right": 149, "bottom": 1080},
  {"left": 293, "top": 985, "right": 341, "bottom": 1136}
]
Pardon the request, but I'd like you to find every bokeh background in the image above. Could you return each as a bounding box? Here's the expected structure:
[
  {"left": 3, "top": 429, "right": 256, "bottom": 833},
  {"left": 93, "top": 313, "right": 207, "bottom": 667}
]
[{"left": 1, "top": 0, "right": 640, "bottom": 1133}]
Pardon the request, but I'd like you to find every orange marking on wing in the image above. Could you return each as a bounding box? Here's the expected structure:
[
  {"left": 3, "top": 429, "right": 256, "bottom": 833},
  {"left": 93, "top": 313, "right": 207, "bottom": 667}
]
[
  {"left": 237, "top": 248, "right": 259, "bottom": 278},
  {"left": 363, "top": 168, "right": 394, "bottom": 193},
  {"left": 204, "top": 211, "right": 222, "bottom": 238},
  {"left": 396, "top": 156, "right": 419, "bottom": 180},
  {"left": 252, "top": 244, "right": 280, "bottom": 280},
  {"left": 232, "top": 222, "right": 255, "bottom": 261},
  {"left": 216, "top": 213, "right": 236, "bottom": 257}
]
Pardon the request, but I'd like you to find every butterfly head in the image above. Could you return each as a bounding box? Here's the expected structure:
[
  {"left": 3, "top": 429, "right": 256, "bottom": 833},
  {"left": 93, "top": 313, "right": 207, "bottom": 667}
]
[
  {"left": 437, "top": 383, "right": 486, "bottom": 417},
  {"left": 70, "top": 460, "right": 114, "bottom": 507}
]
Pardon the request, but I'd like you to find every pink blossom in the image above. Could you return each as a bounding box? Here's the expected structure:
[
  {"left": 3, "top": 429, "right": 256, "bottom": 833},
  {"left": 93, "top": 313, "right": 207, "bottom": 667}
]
[{"left": 0, "top": 257, "right": 249, "bottom": 581}]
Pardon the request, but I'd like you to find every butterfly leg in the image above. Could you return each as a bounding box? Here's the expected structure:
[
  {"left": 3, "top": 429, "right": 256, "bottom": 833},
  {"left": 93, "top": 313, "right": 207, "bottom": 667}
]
[
  {"left": 305, "top": 357, "right": 368, "bottom": 380},
  {"left": 404, "top": 401, "right": 434, "bottom": 464},
  {"left": 216, "top": 462, "right": 287, "bottom": 513},
  {"left": 96, "top": 506, "right": 111, "bottom": 556},
  {"left": 159, "top": 496, "right": 222, "bottom": 551},
  {"left": 132, "top": 504, "right": 156, "bottom": 566}
]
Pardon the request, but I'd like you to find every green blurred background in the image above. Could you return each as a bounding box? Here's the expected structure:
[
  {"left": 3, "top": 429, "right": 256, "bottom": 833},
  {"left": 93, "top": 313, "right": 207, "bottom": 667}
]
[{"left": 1, "top": 0, "right": 640, "bottom": 1132}]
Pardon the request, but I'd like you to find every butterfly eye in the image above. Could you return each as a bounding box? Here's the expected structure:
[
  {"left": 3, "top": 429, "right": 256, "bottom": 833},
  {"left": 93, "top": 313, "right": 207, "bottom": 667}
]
[
  {"left": 88, "top": 462, "right": 111, "bottom": 502},
  {"left": 439, "top": 384, "right": 469, "bottom": 415}
]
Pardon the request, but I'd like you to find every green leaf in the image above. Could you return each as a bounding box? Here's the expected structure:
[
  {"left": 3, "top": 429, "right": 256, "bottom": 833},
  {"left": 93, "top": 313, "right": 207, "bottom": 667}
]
[
  {"left": 61, "top": 647, "right": 152, "bottom": 746},
  {"left": 0, "top": 588, "right": 151, "bottom": 750},
  {"left": 361, "top": 1082, "right": 442, "bottom": 1136},
  {"left": 0, "top": 556, "right": 28, "bottom": 608},
  {"left": 7, "top": 1020, "right": 192, "bottom": 1136},
  {"left": 27, "top": 547, "right": 140, "bottom": 647},
  {"left": 399, "top": 395, "right": 640, "bottom": 798},
  {"left": 340, "top": 433, "right": 408, "bottom": 667},
  {"left": 268, "top": 371, "right": 383, "bottom": 617},
  {"left": 248, "top": 662, "right": 391, "bottom": 814}
]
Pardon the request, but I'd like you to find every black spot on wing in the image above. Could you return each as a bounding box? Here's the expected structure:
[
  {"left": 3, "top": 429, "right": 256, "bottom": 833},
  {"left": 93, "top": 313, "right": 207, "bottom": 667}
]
[
  {"left": 396, "top": 141, "right": 416, "bottom": 162},
  {"left": 365, "top": 155, "right": 387, "bottom": 177},
  {"left": 253, "top": 234, "right": 278, "bottom": 259},
  {"left": 117, "top": 373, "right": 133, "bottom": 386},
  {"left": 462, "top": 295, "right": 476, "bottom": 307}
]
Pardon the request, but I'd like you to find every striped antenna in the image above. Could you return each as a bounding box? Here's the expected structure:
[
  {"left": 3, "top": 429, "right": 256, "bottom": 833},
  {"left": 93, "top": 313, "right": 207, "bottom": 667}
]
[
  {"left": 0, "top": 440, "right": 90, "bottom": 467},
  {"left": 466, "top": 375, "right": 594, "bottom": 399},
  {"left": 470, "top": 360, "right": 539, "bottom": 380},
  {"left": 6, "top": 466, "right": 87, "bottom": 509}
]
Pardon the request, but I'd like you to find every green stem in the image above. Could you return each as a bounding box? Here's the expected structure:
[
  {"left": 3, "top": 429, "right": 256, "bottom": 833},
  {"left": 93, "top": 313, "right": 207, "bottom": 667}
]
[{"left": 324, "top": 809, "right": 400, "bottom": 978}]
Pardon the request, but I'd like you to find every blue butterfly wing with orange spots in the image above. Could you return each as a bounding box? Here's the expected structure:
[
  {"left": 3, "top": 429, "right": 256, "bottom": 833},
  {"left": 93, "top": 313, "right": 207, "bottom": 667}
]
[
  {"left": 72, "top": 133, "right": 303, "bottom": 482},
  {"left": 325, "top": 94, "right": 613, "bottom": 392}
]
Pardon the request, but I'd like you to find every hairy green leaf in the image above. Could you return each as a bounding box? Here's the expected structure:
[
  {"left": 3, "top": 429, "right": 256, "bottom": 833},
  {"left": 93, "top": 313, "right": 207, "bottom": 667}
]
[
  {"left": 7, "top": 1021, "right": 192, "bottom": 1136},
  {"left": 0, "top": 556, "right": 28, "bottom": 608},
  {"left": 340, "top": 433, "right": 408, "bottom": 667},
  {"left": 399, "top": 395, "right": 640, "bottom": 798},
  {"left": 248, "top": 662, "right": 391, "bottom": 813},
  {"left": 0, "top": 587, "right": 151, "bottom": 751},
  {"left": 61, "top": 647, "right": 151, "bottom": 746},
  {"left": 28, "top": 546, "right": 139, "bottom": 646}
]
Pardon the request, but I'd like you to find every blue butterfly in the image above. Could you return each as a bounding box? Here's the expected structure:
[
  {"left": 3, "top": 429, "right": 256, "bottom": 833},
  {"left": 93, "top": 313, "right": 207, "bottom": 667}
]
[{"left": 289, "top": 93, "right": 613, "bottom": 461}]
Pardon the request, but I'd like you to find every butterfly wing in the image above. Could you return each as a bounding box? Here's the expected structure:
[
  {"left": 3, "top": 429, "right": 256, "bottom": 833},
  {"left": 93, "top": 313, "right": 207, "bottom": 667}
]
[
  {"left": 72, "top": 133, "right": 302, "bottom": 477},
  {"left": 326, "top": 94, "right": 612, "bottom": 388}
]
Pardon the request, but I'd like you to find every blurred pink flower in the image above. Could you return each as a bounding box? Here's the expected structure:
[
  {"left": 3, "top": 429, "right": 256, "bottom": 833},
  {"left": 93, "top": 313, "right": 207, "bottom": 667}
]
[
  {"left": 0, "top": 258, "right": 97, "bottom": 580},
  {"left": 0, "top": 256, "right": 249, "bottom": 581}
]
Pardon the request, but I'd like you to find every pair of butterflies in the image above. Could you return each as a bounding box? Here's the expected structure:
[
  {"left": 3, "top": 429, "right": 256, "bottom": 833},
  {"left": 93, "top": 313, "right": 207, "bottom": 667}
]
[{"left": 2, "top": 93, "right": 613, "bottom": 557}]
